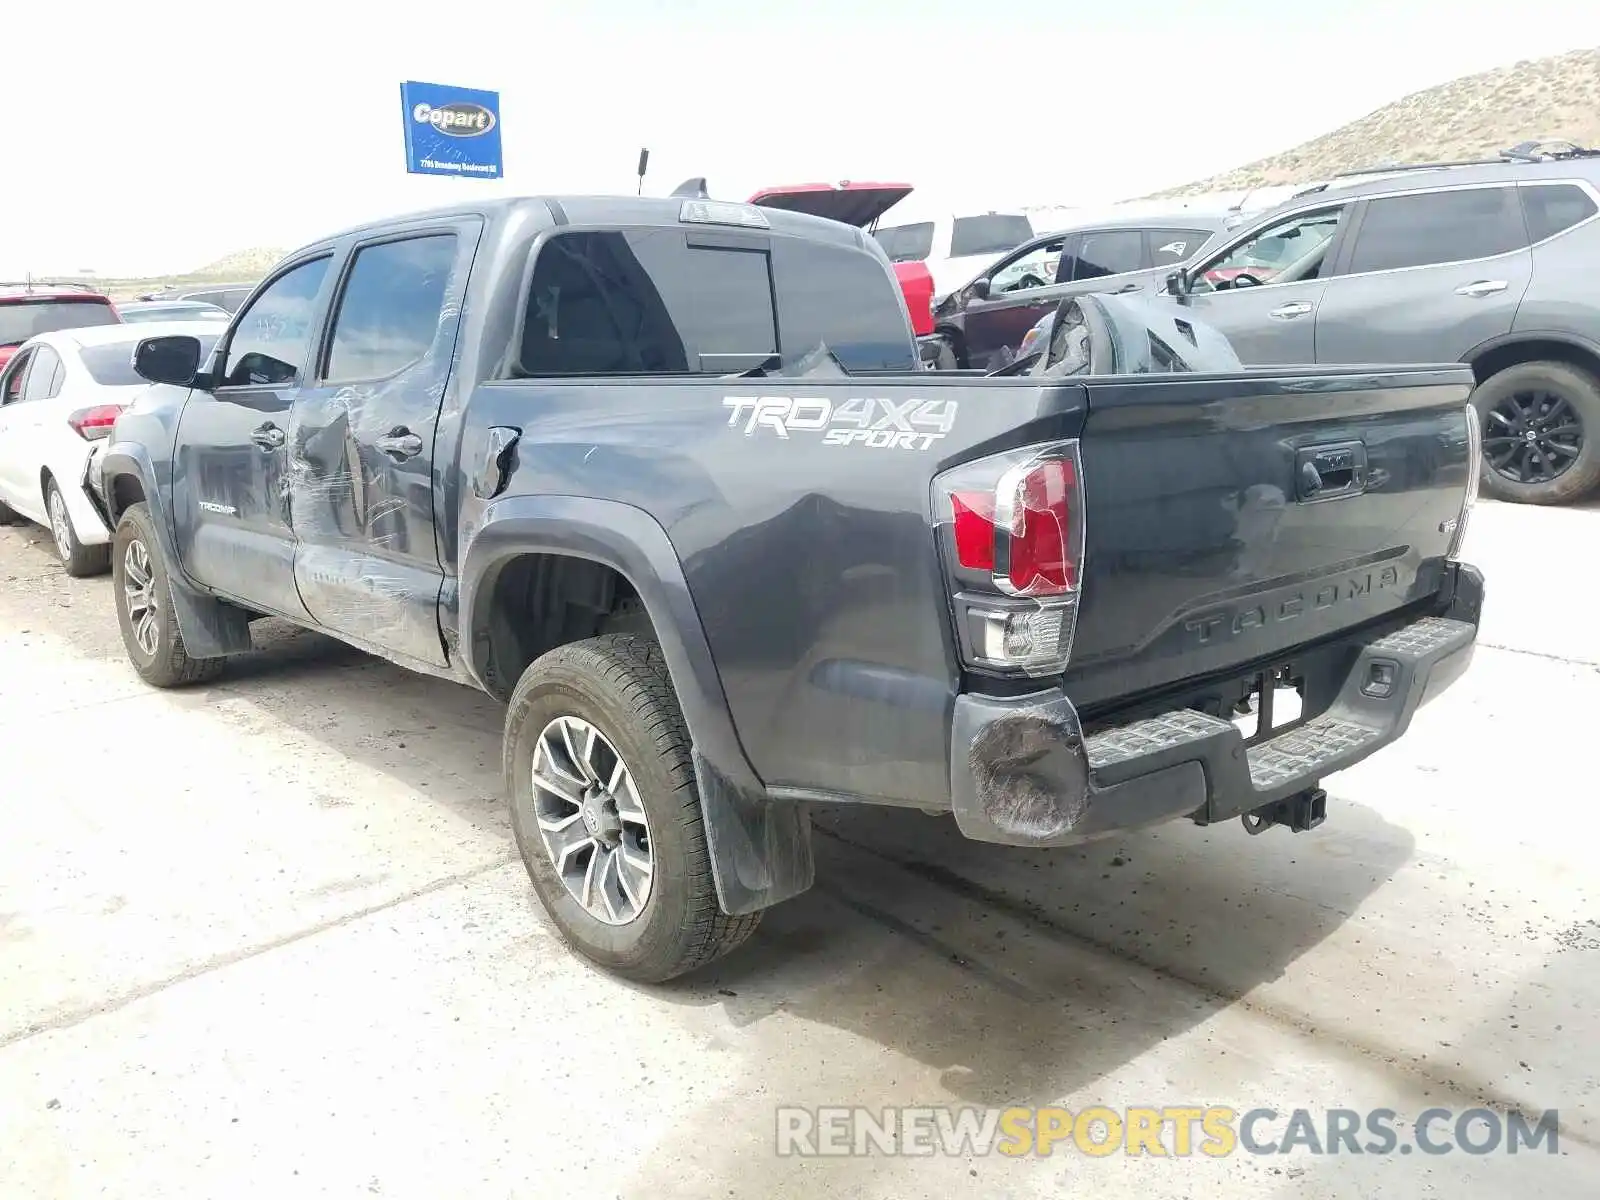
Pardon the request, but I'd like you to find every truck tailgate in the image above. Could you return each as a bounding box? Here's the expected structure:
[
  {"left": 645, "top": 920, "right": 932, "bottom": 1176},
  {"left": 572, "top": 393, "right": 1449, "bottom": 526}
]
[{"left": 1065, "top": 366, "right": 1476, "bottom": 712}]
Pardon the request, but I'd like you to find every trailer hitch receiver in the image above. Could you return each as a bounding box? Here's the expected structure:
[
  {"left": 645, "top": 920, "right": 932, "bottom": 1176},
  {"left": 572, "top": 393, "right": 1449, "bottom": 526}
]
[{"left": 1241, "top": 788, "right": 1328, "bottom": 835}]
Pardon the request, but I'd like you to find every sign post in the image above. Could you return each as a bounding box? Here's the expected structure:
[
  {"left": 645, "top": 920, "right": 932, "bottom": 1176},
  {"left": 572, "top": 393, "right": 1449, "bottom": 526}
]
[{"left": 400, "top": 80, "right": 503, "bottom": 179}]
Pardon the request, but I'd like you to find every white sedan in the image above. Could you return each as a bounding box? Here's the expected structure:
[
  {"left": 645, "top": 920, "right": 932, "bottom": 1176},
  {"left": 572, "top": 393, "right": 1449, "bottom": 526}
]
[{"left": 0, "top": 322, "right": 222, "bottom": 576}]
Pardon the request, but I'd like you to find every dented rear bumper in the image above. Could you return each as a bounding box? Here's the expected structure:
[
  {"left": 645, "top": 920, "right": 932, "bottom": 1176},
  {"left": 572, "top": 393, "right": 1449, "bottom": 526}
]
[{"left": 948, "top": 562, "right": 1484, "bottom": 848}]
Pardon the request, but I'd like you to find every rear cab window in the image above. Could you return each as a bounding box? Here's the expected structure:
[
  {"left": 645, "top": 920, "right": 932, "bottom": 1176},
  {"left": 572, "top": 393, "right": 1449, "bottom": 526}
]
[
  {"left": 0, "top": 297, "right": 118, "bottom": 350},
  {"left": 1347, "top": 185, "right": 1525, "bottom": 273},
  {"left": 515, "top": 227, "right": 915, "bottom": 378}
]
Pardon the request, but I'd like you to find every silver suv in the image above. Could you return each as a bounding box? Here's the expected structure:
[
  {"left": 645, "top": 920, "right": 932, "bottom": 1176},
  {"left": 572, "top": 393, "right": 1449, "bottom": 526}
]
[{"left": 1164, "top": 142, "right": 1600, "bottom": 505}]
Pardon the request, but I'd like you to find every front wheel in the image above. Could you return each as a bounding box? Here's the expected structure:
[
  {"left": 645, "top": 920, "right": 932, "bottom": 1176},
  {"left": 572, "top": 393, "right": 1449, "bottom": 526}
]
[
  {"left": 504, "top": 633, "right": 761, "bottom": 983},
  {"left": 1474, "top": 361, "right": 1600, "bottom": 505},
  {"left": 111, "top": 503, "right": 225, "bottom": 687}
]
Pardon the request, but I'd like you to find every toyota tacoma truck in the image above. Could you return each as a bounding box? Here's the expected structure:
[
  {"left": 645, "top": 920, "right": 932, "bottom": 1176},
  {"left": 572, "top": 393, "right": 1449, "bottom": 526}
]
[{"left": 100, "top": 195, "right": 1486, "bottom": 983}]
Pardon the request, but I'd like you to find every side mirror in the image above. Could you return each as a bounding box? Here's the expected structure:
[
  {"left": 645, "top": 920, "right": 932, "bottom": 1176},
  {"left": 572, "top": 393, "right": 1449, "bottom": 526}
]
[
  {"left": 133, "top": 335, "right": 202, "bottom": 387},
  {"left": 1165, "top": 269, "right": 1191, "bottom": 300},
  {"left": 968, "top": 278, "right": 991, "bottom": 301}
]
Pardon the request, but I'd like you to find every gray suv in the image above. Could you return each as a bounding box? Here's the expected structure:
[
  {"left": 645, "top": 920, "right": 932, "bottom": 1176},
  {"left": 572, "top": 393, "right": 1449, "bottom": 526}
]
[
  {"left": 1164, "top": 142, "right": 1600, "bottom": 505},
  {"left": 931, "top": 212, "right": 1229, "bottom": 370}
]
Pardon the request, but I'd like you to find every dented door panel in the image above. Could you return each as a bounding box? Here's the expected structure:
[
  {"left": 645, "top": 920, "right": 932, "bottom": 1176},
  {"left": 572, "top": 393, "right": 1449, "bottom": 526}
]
[{"left": 287, "top": 218, "right": 483, "bottom": 668}]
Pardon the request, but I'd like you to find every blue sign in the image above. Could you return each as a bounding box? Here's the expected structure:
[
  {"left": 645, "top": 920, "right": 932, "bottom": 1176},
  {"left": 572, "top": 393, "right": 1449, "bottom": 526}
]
[{"left": 400, "top": 80, "right": 502, "bottom": 179}]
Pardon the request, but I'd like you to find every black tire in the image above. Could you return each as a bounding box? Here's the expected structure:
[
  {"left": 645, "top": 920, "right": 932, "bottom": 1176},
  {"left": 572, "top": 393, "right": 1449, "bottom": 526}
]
[
  {"left": 44, "top": 477, "right": 110, "bottom": 577},
  {"left": 1474, "top": 361, "right": 1600, "bottom": 505},
  {"left": 504, "top": 633, "right": 761, "bottom": 983},
  {"left": 111, "top": 502, "right": 225, "bottom": 687}
]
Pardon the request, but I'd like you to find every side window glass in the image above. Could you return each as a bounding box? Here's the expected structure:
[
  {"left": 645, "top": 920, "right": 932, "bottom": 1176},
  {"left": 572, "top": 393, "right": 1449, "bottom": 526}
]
[
  {"left": 0, "top": 350, "right": 32, "bottom": 404},
  {"left": 518, "top": 230, "right": 773, "bottom": 377},
  {"left": 1148, "top": 228, "right": 1214, "bottom": 267},
  {"left": 22, "top": 346, "right": 62, "bottom": 401},
  {"left": 1520, "top": 183, "right": 1599, "bottom": 243},
  {"left": 1348, "top": 187, "right": 1524, "bottom": 274},
  {"left": 324, "top": 233, "right": 458, "bottom": 382},
  {"left": 1194, "top": 209, "right": 1344, "bottom": 292},
  {"left": 990, "top": 239, "right": 1064, "bottom": 294},
  {"left": 1062, "top": 230, "right": 1144, "bottom": 281},
  {"left": 220, "top": 257, "right": 331, "bottom": 388}
]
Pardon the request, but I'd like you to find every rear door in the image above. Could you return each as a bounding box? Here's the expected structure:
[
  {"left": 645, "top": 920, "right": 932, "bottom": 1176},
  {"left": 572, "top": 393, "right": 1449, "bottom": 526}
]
[
  {"left": 287, "top": 219, "right": 479, "bottom": 668},
  {"left": 1178, "top": 203, "right": 1354, "bottom": 365},
  {"left": 1312, "top": 183, "right": 1532, "bottom": 364},
  {"left": 173, "top": 253, "right": 335, "bottom": 620}
]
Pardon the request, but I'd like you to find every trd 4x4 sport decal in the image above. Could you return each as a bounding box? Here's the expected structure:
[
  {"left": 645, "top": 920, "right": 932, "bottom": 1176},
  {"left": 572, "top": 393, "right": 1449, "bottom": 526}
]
[{"left": 722, "top": 396, "right": 957, "bottom": 450}]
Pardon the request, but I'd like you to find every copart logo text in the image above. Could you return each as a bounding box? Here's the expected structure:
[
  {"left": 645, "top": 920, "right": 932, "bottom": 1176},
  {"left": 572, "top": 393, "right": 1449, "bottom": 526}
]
[
  {"left": 723, "top": 395, "right": 957, "bottom": 450},
  {"left": 412, "top": 101, "right": 496, "bottom": 137}
]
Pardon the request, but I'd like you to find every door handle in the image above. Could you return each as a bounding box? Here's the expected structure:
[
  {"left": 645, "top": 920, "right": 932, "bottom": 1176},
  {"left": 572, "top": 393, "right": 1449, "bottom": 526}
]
[
  {"left": 1269, "top": 301, "right": 1313, "bottom": 319},
  {"left": 375, "top": 427, "right": 424, "bottom": 461},
  {"left": 251, "top": 423, "right": 285, "bottom": 450},
  {"left": 1114, "top": 282, "right": 1141, "bottom": 294},
  {"left": 1455, "top": 279, "right": 1508, "bottom": 298}
]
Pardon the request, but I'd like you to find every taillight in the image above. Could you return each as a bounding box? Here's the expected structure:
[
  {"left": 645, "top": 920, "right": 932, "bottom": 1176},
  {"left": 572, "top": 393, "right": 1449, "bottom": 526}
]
[
  {"left": 1448, "top": 399, "right": 1480, "bottom": 560},
  {"left": 935, "top": 441, "right": 1085, "bottom": 677},
  {"left": 67, "top": 404, "right": 124, "bottom": 441}
]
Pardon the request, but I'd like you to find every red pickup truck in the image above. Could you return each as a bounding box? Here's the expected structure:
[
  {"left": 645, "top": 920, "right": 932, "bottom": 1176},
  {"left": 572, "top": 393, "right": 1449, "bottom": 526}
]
[{"left": 747, "top": 182, "right": 939, "bottom": 352}]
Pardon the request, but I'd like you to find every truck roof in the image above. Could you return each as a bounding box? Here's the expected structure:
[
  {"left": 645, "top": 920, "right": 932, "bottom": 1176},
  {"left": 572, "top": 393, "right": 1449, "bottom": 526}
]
[{"left": 291, "top": 195, "right": 875, "bottom": 261}]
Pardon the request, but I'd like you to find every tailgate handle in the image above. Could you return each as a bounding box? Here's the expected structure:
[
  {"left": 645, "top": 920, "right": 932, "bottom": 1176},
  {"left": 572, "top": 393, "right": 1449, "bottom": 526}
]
[{"left": 1296, "top": 442, "right": 1367, "bottom": 502}]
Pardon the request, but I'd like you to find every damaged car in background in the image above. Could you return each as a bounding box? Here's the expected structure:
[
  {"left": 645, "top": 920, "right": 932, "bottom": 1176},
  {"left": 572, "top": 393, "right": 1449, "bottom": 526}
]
[{"left": 100, "top": 194, "right": 1484, "bottom": 984}]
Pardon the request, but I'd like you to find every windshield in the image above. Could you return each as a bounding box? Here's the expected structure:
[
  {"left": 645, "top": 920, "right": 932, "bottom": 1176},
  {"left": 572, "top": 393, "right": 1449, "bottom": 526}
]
[
  {"left": 0, "top": 298, "right": 119, "bottom": 347},
  {"left": 79, "top": 333, "right": 221, "bottom": 387}
]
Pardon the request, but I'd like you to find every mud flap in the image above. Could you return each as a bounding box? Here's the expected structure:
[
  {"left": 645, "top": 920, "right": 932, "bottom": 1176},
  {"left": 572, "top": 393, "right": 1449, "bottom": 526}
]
[{"left": 693, "top": 749, "right": 815, "bottom": 916}]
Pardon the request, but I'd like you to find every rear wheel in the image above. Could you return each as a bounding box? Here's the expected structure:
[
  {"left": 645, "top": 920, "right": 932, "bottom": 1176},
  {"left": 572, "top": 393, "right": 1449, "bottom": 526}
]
[
  {"left": 111, "top": 502, "right": 225, "bottom": 687},
  {"left": 45, "top": 478, "right": 110, "bottom": 577},
  {"left": 504, "top": 633, "right": 761, "bottom": 982},
  {"left": 1474, "top": 361, "right": 1600, "bottom": 505}
]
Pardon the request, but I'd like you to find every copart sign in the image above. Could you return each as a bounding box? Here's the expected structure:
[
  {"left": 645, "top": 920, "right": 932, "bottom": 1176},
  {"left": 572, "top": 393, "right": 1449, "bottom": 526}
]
[
  {"left": 400, "top": 80, "right": 503, "bottom": 179},
  {"left": 723, "top": 395, "right": 957, "bottom": 450}
]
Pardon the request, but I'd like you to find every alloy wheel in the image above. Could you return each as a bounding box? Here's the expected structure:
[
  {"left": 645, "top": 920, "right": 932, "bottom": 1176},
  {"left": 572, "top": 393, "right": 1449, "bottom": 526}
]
[
  {"left": 1484, "top": 389, "right": 1583, "bottom": 485},
  {"left": 530, "top": 715, "right": 654, "bottom": 925},
  {"left": 48, "top": 490, "right": 73, "bottom": 562},
  {"left": 123, "top": 539, "right": 160, "bottom": 657}
]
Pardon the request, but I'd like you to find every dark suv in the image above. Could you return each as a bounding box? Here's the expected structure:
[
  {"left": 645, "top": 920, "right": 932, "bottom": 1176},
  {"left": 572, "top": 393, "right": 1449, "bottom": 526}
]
[
  {"left": 928, "top": 212, "right": 1228, "bottom": 370},
  {"left": 1164, "top": 140, "right": 1600, "bottom": 505}
]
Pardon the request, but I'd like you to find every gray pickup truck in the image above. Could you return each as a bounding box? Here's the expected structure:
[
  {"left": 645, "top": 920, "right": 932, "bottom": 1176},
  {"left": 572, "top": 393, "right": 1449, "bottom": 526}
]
[{"left": 100, "top": 195, "right": 1485, "bottom": 982}]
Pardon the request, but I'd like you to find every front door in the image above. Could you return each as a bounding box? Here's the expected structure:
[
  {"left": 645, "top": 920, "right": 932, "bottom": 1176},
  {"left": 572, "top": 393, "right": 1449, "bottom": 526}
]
[
  {"left": 959, "top": 235, "right": 1068, "bottom": 369},
  {"left": 1177, "top": 204, "right": 1353, "bottom": 366},
  {"left": 173, "top": 254, "right": 335, "bottom": 619},
  {"left": 287, "top": 220, "right": 478, "bottom": 668}
]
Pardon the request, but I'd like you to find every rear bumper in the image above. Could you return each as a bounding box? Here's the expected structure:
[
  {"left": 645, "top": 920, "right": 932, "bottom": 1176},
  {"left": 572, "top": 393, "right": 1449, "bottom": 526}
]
[{"left": 948, "top": 561, "right": 1484, "bottom": 847}]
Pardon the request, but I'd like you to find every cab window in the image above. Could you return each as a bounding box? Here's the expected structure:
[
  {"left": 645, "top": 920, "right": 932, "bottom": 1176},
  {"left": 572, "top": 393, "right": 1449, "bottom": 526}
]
[{"left": 219, "top": 256, "right": 332, "bottom": 388}]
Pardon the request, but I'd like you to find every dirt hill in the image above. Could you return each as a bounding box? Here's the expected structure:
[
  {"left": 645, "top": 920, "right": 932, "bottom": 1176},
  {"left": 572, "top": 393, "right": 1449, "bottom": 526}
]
[
  {"left": 189, "top": 246, "right": 286, "bottom": 279},
  {"left": 1146, "top": 46, "right": 1600, "bottom": 198}
]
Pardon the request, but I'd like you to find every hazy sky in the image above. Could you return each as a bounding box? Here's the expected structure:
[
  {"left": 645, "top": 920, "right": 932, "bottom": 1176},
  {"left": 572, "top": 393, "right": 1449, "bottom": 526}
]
[{"left": 3, "top": 1, "right": 1597, "bottom": 277}]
